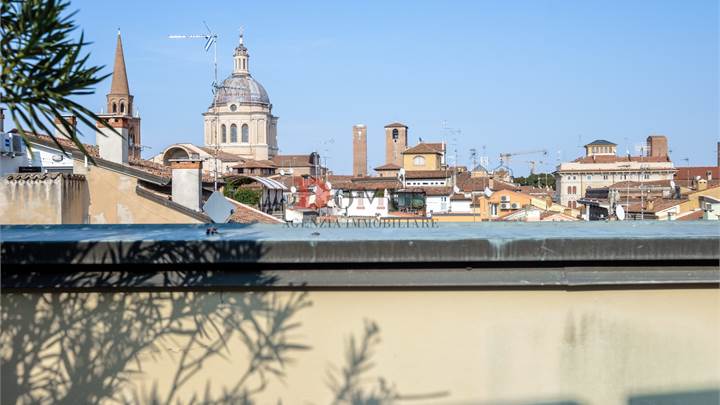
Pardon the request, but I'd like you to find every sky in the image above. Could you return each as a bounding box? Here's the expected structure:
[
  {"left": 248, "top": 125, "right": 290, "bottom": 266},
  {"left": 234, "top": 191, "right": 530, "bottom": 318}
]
[{"left": 61, "top": 0, "right": 718, "bottom": 175}]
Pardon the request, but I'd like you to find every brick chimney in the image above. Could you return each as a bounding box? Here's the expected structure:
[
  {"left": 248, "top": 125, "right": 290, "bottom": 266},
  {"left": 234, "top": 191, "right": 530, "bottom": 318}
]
[
  {"left": 96, "top": 117, "right": 129, "bottom": 164},
  {"left": 54, "top": 115, "right": 77, "bottom": 138},
  {"left": 170, "top": 158, "right": 203, "bottom": 211}
]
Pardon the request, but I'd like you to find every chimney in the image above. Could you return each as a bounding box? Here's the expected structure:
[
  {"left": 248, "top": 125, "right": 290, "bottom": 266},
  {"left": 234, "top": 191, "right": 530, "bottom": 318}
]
[
  {"left": 170, "top": 158, "right": 203, "bottom": 211},
  {"left": 54, "top": 115, "right": 77, "bottom": 138},
  {"left": 698, "top": 178, "right": 708, "bottom": 191},
  {"left": 96, "top": 117, "right": 129, "bottom": 164},
  {"left": 352, "top": 124, "right": 367, "bottom": 177}
]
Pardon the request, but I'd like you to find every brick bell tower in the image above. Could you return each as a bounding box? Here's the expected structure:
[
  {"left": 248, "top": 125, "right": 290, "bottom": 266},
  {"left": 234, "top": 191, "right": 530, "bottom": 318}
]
[
  {"left": 352, "top": 124, "right": 367, "bottom": 177},
  {"left": 384, "top": 122, "right": 408, "bottom": 166},
  {"left": 100, "top": 31, "right": 141, "bottom": 160}
]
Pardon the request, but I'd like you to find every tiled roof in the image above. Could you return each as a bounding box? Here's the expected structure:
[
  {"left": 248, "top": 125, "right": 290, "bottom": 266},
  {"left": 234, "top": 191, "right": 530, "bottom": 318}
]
[
  {"left": 344, "top": 178, "right": 402, "bottom": 190},
  {"left": 571, "top": 155, "right": 671, "bottom": 164},
  {"left": 272, "top": 154, "right": 315, "bottom": 167},
  {"left": 232, "top": 159, "right": 277, "bottom": 169},
  {"left": 626, "top": 198, "right": 687, "bottom": 214},
  {"left": 517, "top": 185, "right": 553, "bottom": 197},
  {"left": 676, "top": 210, "right": 704, "bottom": 221},
  {"left": 198, "top": 147, "right": 244, "bottom": 162},
  {"left": 404, "top": 170, "right": 451, "bottom": 179},
  {"left": 4, "top": 172, "right": 86, "bottom": 182},
  {"left": 585, "top": 139, "right": 617, "bottom": 146},
  {"left": 403, "top": 143, "right": 443, "bottom": 155},
  {"left": 384, "top": 122, "right": 407, "bottom": 128},
  {"left": 423, "top": 187, "right": 453, "bottom": 196},
  {"left": 226, "top": 198, "right": 284, "bottom": 224},
  {"left": 21, "top": 132, "right": 223, "bottom": 183},
  {"left": 374, "top": 163, "right": 401, "bottom": 170},
  {"left": 609, "top": 180, "right": 672, "bottom": 189},
  {"left": 458, "top": 176, "right": 518, "bottom": 192}
]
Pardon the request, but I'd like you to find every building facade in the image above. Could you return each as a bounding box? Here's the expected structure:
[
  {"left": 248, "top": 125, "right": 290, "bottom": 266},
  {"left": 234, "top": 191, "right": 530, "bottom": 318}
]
[
  {"left": 203, "top": 34, "right": 278, "bottom": 160},
  {"left": 555, "top": 138, "right": 676, "bottom": 207}
]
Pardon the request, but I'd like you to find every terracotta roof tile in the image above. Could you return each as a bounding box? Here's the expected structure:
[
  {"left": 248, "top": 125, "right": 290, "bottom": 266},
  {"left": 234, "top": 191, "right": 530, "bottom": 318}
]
[
  {"left": 403, "top": 143, "right": 443, "bottom": 155},
  {"left": 423, "top": 187, "right": 453, "bottom": 196},
  {"left": 272, "top": 154, "right": 316, "bottom": 167},
  {"left": 374, "top": 163, "right": 402, "bottom": 170}
]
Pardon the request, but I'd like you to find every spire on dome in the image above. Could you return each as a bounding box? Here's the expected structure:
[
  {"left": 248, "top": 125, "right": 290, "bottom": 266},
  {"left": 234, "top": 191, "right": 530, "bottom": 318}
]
[
  {"left": 233, "top": 28, "right": 250, "bottom": 76},
  {"left": 110, "top": 31, "right": 130, "bottom": 95}
]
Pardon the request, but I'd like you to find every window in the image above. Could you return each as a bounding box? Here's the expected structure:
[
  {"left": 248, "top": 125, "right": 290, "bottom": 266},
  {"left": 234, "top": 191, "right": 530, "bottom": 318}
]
[
  {"left": 603, "top": 174, "right": 608, "bottom": 180},
  {"left": 587, "top": 175, "right": 592, "bottom": 180},
  {"left": 392, "top": 128, "right": 399, "bottom": 140},
  {"left": 230, "top": 124, "right": 238, "bottom": 143},
  {"left": 567, "top": 186, "right": 572, "bottom": 195},
  {"left": 120, "top": 103, "right": 125, "bottom": 113},
  {"left": 230, "top": 104, "right": 237, "bottom": 112},
  {"left": 241, "top": 124, "right": 249, "bottom": 143},
  {"left": 644, "top": 174, "right": 650, "bottom": 179},
  {"left": 112, "top": 103, "right": 117, "bottom": 113},
  {"left": 413, "top": 156, "right": 426, "bottom": 166},
  {"left": 221, "top": 125, "right": 227, "bottom": 143},
  {"left": 572, "top": 186, "right": 577, "bottom": 194}
]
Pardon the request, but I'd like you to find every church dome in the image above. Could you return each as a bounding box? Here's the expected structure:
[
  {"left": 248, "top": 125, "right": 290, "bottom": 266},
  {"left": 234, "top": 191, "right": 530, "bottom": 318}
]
[{"left": 212, "top": 74, "right": 270, "bottom": 107}]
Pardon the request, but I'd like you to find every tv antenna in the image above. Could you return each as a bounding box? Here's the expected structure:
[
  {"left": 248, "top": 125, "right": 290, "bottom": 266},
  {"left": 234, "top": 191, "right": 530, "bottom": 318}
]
[{"left": 169, "top": 22, "right": 220, "bottom": 190}]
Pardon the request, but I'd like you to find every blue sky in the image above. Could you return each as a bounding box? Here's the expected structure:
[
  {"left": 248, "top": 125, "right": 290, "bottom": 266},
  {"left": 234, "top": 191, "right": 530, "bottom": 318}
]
[{"left": 67, "top": 0, "right": 717, "bottom": 175}]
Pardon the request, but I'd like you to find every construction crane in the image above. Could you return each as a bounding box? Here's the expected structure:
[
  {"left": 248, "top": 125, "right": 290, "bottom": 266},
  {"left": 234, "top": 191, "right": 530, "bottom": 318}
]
[
  {"left": 494, "top": 149, "right": 548, "bottom": 178},
  {"left": 169, "top": 22, "right": 220, "bottom": 190}
]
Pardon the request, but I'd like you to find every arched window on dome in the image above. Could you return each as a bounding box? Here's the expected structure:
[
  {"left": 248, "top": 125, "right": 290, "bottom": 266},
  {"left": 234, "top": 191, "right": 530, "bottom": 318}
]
[
  {"left": 221, "top": 124, "right": 227, "bottom": 143},
  {"left": 241, "top": 124, "right": 249, "bottom": 143},
  {"left": 230, "top": 124, "right": 238, "bottom": 143}
]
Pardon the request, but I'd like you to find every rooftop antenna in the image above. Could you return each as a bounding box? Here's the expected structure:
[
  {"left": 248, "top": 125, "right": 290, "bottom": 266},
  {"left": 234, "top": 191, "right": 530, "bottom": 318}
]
[{"left": 169, "top": 22, "right": 220, "bottom": 191}]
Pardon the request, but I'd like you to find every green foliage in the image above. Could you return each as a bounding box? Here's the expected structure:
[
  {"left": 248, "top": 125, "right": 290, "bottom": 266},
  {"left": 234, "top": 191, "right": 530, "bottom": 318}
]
[
  {"left": 225, "top": 185, "right": 261, "bottom": 206},
  {"left": 1, "top": 0, "right": 114, "bottom": 160},
  {"left": 515, "top": 172, "right": 556, "bottom": 188}
]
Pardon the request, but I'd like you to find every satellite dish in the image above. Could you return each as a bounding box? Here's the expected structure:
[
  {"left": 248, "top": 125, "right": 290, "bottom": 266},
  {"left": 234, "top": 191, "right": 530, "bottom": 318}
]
[
  {"left": 290, "top": 186, "right": 297, "bottom": 193},
  {"left": 615, "top": 204, "right": 625, "bottom": 221},
  {"left": 483, "top": 187, "right": 493, "bottom": 198},
  {"left": 325, "top": 181, "right": 332, "bottom": 190},
  {"left": 279, "top": 169, "right": 285, "bottom": 176}
]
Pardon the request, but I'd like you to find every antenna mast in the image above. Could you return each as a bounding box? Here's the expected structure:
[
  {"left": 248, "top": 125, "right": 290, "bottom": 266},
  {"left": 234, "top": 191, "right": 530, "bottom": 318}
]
[{"left": 169, "top": 22, "right": 220, "bottom": 191}]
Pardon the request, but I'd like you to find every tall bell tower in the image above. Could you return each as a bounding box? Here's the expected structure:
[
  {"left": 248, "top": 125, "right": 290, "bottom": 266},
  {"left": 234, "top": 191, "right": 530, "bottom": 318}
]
[{"left": 100, "top": 31, "right": 141, "bottom": 160}]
